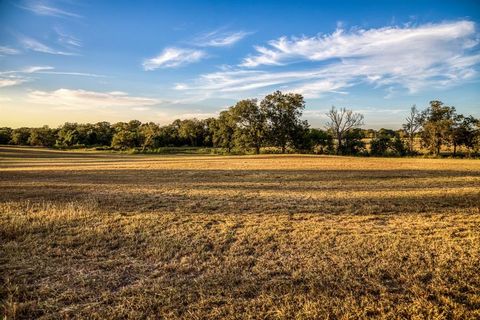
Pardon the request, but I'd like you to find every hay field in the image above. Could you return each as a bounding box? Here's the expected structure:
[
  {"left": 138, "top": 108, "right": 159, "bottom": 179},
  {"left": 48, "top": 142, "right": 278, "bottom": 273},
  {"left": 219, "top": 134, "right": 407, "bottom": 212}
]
[{"left": 1, "top": 146, "right": 479, "bottom": 319}]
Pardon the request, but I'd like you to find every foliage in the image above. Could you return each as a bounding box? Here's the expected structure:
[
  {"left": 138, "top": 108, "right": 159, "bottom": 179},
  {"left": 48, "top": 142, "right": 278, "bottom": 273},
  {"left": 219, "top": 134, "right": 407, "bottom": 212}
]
[
  {"left": 3, "top": 94, "right": 479, "bottom": 157},
  {"left": 370, "top": 129, "right": 407, "bottom": 156},
  {"left": 306, "top": 128, "right": 333, "bottom": 154},
  {"left": 339, "top": 128, "right": 366, "bottom": 155},
  {"left": 261, "top": 91, "right": 309, "bottom": 153},
  {"left": 0, "top": 127, "right": 13, "bottom": 144},
  {"left": 28, "top": 126, "right": 56, "bottom": 147},
  {"left": 231, "top": 99, "right": 266, "bottom": 154}
]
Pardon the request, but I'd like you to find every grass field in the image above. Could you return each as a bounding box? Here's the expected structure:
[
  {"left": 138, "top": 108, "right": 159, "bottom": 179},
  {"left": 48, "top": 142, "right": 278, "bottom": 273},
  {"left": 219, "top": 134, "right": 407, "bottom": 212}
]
[{"left": 1, "top": 146, "right": 479, "bottom": 319}]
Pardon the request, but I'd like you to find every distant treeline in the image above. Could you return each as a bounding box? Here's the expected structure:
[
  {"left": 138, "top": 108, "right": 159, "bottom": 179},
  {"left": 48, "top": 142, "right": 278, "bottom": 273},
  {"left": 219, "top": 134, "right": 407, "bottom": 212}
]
[{"left": 1, "top": 91, "right": 479, "bottom": 157}]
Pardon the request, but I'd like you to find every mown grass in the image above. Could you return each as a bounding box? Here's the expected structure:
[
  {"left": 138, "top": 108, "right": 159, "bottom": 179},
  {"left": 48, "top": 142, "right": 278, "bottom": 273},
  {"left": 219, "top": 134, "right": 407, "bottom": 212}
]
[{"left": 1, "top": 146, "right": 479, "bottom": 319}]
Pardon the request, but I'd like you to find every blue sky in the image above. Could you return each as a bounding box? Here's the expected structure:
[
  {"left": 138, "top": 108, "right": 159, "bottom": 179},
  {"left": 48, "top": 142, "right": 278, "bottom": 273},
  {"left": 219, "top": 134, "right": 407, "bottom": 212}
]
[{"left": 1, "top": 0, "right": 479, "bottom": 128}]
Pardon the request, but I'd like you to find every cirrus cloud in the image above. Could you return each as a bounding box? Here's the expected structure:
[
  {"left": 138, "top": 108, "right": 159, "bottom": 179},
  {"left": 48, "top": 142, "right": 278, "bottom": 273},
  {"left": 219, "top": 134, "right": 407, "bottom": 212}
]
[
  {"left": 194, "top": 30, "right": 251, "bottom": 47},
  {"left": 27, "top": 88, "right": 160, "bottom": 110},
  {"left": 143, "top": 47, "right": 206, "bottom": 70}
]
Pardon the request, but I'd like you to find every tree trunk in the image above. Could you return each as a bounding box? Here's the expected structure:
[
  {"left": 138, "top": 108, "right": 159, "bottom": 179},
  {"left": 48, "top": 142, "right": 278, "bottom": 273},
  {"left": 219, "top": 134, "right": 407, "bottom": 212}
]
[
  {"left": 453, "top": 143, "right": 457, "bottom": 157},
  {"left": 281, "top": 145, "right": 286, "bottom": 154},
  {"left": 255, "top": 145, "right": 260, "bottom": 154},
  {"left": 336, "top": 134, "right": 342, "bottom": 155}
]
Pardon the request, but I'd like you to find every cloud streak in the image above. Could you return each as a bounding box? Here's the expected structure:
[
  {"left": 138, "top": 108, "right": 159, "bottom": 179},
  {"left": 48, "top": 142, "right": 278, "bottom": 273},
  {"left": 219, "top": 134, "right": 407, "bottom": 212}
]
[
  {"left": 21, "top": 36, "right": 77, "bottom": 56},
  {"left": 27, "top": 89, "right": 160, "bottom": 110},
  {"left": 194, "top": 30, "right": 251, "bottom": 47},
  {"left": 143, "top": 47, "right": 206, "bottom": 70},
  {"left": 0, "top": 46, "right": 20, "bottom": 55},
  {"left": 20, "top": 1, "right": 81, "bottom": 18},
  {"left": 0, "top": 78, "right": 28, "bottom": 88}
]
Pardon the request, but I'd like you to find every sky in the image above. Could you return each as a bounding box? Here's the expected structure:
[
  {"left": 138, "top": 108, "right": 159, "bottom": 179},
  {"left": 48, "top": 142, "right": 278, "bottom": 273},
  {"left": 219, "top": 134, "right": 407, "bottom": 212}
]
[{"left": 1, "top": 0, "right": 479, "bottom": 129}]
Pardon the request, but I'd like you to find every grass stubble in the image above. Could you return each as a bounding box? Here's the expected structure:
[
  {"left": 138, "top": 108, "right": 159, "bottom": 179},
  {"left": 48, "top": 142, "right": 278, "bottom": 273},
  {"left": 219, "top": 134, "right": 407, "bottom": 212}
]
[{"left": 0, "top": 147, "right": 479, "bottom": 319}]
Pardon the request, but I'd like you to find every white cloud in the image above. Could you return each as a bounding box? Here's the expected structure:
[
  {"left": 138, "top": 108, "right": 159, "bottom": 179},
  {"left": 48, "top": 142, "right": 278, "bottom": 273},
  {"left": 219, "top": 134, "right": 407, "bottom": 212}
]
[
  {"left": 177, "top": 20, "right": 479, "bottom": 98},
  {"left": 194, "top": 30, "right": 251, "bottom": 47},
  {"left": 143, "top": 47, "right": 206, "bottom": 70},
  {"left": 22, "top": 66, "right": 54, "bottom": 73},
  {"left": 37, "top": 71, "right": 105, "bottom": 77},
  {"left": 0, "top": 66, "right": 105, "bottom": 82},
  {"left": 55, "top": 27, "right": 82, "bottom": 47},
  {"left": 20, "top": 1, "right": 81, "bottom": 18},
  {"left": 21, "top": 36, "right": 77, "bottom": 56},
  {"left": 0, "top": 46, "right": 20, "bottom": 55},
  {"left": 241, "top": 20, "right": 477, "bottom": 67},
  {"left": 27, "top": 89, "right": 160, "bottom": 110},
  {"left": 0, "top": 78, "right": 28, "bottom": 88}
]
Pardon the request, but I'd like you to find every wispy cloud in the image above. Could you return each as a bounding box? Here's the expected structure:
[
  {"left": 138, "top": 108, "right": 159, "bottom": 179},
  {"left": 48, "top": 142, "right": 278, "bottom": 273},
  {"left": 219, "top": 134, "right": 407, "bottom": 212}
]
[
  {"left": 19, "top": 0, "right": 82, "bottom": 18},
  {"left": 20, "top": 36, "right": 77, "bottom": 55},
  {"left": 27, "top": 89, "right": 160, "bottom": 110},
  {"left": 143, "top": 47, "right": 206, "bottom": 70},
  {"left": 176, "top": 20, "right": 479, "bottom": 98},
  {"left": 194, "top": 30, "right": 251, "bottom": 47},
  {"left": 37, "top": 71, "right": 106, "bottom": 77},
  {"left": 0, "top": 78, "right": 28, "bottom": 88},
  {"left": 22, "top": 65, "right": 55, "bottom": 73},
  {"left": 55, "top": 27, "right": 82, "bottom": 47},
  {"left": 241, "top": 20, "right": 478, "bottom": 67},
  {"left": 0, "top": 66, "right": 107, "bottom": 89},
  {"left": 0, "top": 46, "right": 20, "bottom": 55}
]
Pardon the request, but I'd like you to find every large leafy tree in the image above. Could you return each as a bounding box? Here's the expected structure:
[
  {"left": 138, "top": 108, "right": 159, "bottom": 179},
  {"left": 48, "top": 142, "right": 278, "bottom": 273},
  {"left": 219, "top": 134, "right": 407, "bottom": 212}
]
[
  {"left": 260, "top": 91, "right": 308, "bottom": 153},
  {"left": 178, "top": 119, "right": 205, "bottom": 147},
  {"left": 140, "top": 122, "right": 160, "bottom": 151},
  {"left": 420, "top": 100, "right": 456, "bottom": 156},
  {"left": 451, "top": 115, "right": 479, "bottom": 156},
  {"left": 370, "top": 129, "right": 407, "bottom": 156},
  {"left": 231, "top": 99, "right": 266, "bottom": 154},
  {"left": 28, "top": 126, "right": 56, "bottom": 147},
  {"left": 111, "top": 120, "right": 142, "bottom": 149},
  {"left": 213, "top": 110, "right": 236, "bottom": 152},
  {"left": 11, "top": 128, "right": 31, "bottom": 145},
  {"left": 307, "top": 128, "right": 333, "bottom": 154},
  {"left": 0, "top": 127, "right": 13, "bottom": 145}
]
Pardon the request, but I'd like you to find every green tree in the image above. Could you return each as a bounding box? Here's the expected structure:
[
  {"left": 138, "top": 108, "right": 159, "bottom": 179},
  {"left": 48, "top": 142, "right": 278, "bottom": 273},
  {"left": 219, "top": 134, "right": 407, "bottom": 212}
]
[
  {"left": 178, "top": 119, "right": 205, "bottom": 147},
  {"left": 231, "top": 99, "right": 266, "bottom": 154},
  {"left": 307, "top": 128, "right": 333, "bottom": 154},
  {"left": 11, "top": 128, "right": 31, "bottom": 145},
  {"left": 420, "top": 100, "right": 456, "bottom": 156},
  {"left": 28, "top": 126, "right": 56, "bottom": 147},
  {"left": 370, "top": 129, "right": 406, "bottom": 156},
  {"left": 111, "top": 120, "right": 142, "bottom": 149},
  {"left": 0, "top": 127, "right": 13, "bottom": 144},
  {"left": 139, "top": 122, "right": 160, "bottom": 151},
  {"left": 260, "top": 91, "right": 308, "bottom": 153},
  {"left": 451, "top": 115, "right": 479, "bottom": 156},
  {"left": 92, "top": 122, "right": 114, "bottom": 146},
  {"left": 340, "top": 128, "right": 366, "bottom": 155},
  {"left": 57, "top": 123, "right": 80, "bottom": 147},
  {"left": 202, "top": 118, "right": 217, "bottom": 147},
  {"left": 213, "top": 110, "right": 236, "bottom": 152}
]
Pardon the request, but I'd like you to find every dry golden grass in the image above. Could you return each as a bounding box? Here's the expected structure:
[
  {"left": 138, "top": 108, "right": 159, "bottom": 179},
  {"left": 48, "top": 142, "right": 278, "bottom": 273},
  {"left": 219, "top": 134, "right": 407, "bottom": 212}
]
[{"left": 1, "top": 146, "right": 479, "bottom": 319}]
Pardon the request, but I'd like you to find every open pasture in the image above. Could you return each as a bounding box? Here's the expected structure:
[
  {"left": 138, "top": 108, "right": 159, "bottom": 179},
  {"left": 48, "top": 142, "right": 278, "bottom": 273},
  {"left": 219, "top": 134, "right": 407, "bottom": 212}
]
[{"left": 1, "top": 147, "right": 479, "bottom": 319}]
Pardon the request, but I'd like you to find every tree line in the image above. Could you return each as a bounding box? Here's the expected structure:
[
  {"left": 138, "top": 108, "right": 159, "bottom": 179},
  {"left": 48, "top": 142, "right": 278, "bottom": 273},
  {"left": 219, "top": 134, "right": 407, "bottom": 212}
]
[{"left": 1, "top": 91, "right": 479, "bottom": 157}]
